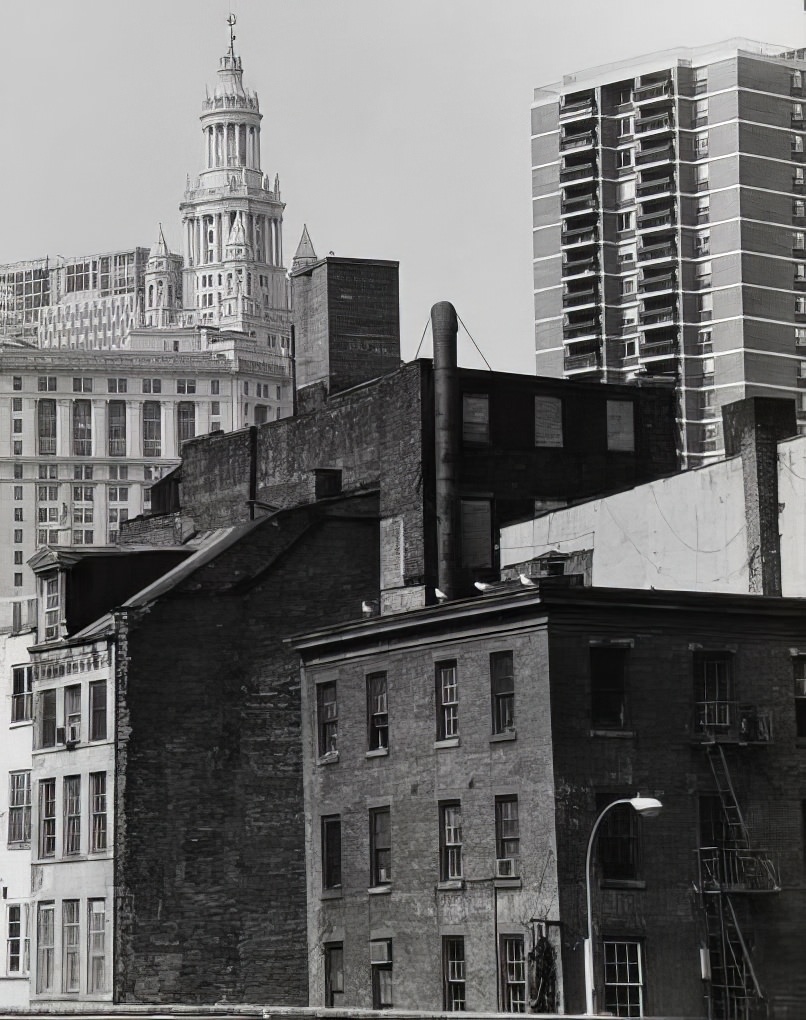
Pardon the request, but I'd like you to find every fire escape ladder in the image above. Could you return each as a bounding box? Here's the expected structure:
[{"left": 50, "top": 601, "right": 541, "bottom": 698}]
[
  {"left": 703, "top": 896, "right": 763, "bottom": 1019},
  {"left": 707, "top": 744, "right": 750, "bottom": 848},
  {"left": 724, "top": 897, "right": 762, "bottom": 1000}
]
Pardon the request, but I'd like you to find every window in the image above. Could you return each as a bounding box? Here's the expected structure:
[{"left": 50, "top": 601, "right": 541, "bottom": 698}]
[
  {"left": 617, "top": 243, "right": 636, "bottom": 266},
  {"left": 324, "top": 943, "right": 344, "bottom": 1008},
  {"left": 534, "top": 395, "right": 563, "bottom": 447},
  {"left": 89, "top": 681, "right": 107, "bottom": 741},
  {"left": 367, "top": 671, "right": 389, "bottom": 750},
  {"left": 621, "top": 277, "right": 636, "bottom": 296},
  {"left": 500, "top": 935, "right": 526, "bottom": 1012},
  {"left": 63, "top": 776, "right": 81, "bottom": 855},
  {"left": 39, "top": 688, "right": 57, "bottom": 746},
  {"left": 107, "top": 378, "right": 127, "bottom": 393},
  {"left": 439, "top": 802, "right": 463, "bottom": 881},
  {"left": 695, "top": 133, "right": 708, "bottom": 157},
  {"left": 591, "top": 646, "right": 628, "bottom": 730},
  {"left": 177, "top": 401, "right": 196, "bottom": 444},
  {"left": 796, "top": 200, "right": 806, "bottom": 218},
  {"left": 603, "top": 940, "right": 644, "bottom": 1017},
  {"left": 370, "top": 807, "right": 391, "bottom": 886},
  {"left": 72, "top": 399, "right": 92, "bottom": 456},
  {"left": 794, "top": 658, "right": 806, "bottom": 739},
  {"left": 6, "top": 904, "right": 27, "bottom": 974},
  {"left": 460, "top": 499, "right": 492, "bottom": 568},
  {"left": 618, "top": 116, "right": 633, "bottom": 137},
  {"left": 321, "top": 815, "right": 342, "bottom": 890},
  {"left": 64, "top": 685, "right": 80, "bottom": 743},
  {"left": 90, "top": 772, "right": 107, "bottom": 852},
  {"left": 462, "top": 393, "right": 489, "bottom": 444},
  {"left": 617, "top": 212, "right": 633, "bottom": 232},
  {"left": 495, "top": 796, "right": 520, "bottom": 878},
  {"left": 11, "top": 664, "right": 32, "bottom": 722},
  {"left": 798, "top": 328, "right": 806, "bottom": 346},
  {"left": 13, "top": 529, "right": 22, "bottom": 543},
  {"left": 37, "top": 376, "right": 56, "bottom": 392},
  {"left": 699, "top": 293, "right": 713, "bottom": 320},
  {"left": 39, "top": 779, "right": 56, "bottom": 858},
  {"left": 177, "top": 378, "right": 196, "bottom": 394},
  {"left": 794, "top": 135, "right": 805, "bottom": 154},
  {"left": 696, "top": 261, "right": 712, "bottom": 288},
  {"left": 695, "top": 231, "right": 710, "bottom": 257},
  {"left": 317, "top": 682, "right": 338, "bottom": 757},
  {"left": 36, "top": 903, "right": 54, "bottom": 993},
  {"left": 13, "top": 376, "right": 22, "bottom": 390},
  {"left": 107, "top": 400, "right": 126, "bottom": 456},
  {"left": 694, "top": 651, "right": 733, "bottom": 733},
  {"left": 142, "top": 378, "right": 162, "bottom": 394},
  {"left": 617, "top": 180, "right": 635, "bottom": 205},
  {"left": 210, "top": 400, "right": 220, "bottom": 416},
  {"left": 109, "top": 486, "right": 129, "bottom": 502},
  {"left": 796, "top": 232, "right": 806, "bottom": 251},
  {"left": 142, "top": 401, "right": 161, "bottom": 457},
  {"left": 8, "top": 771, "right": 31, "bottom": 845},
  {"left": 443, "top": 936, "right": 466, "bottom": 1011},
  {"left": 87, "top": 900, "right": 105, "bottom": 994},
  {"left": 606, "top": 400, "right": 635, "bottom": 452},
  {"left": 694, "top": 98, "right": 708, "bottom": 125},
  {"left": 72, "top": 377, "right": 92, "bottom": 393},
  {"left": 617, "top": 149, "right": 632, "bottom": 168},
  {"left": 491, "top": 651, "right": 515, "bottom": 733},
  {"left": 62, "top": 900, "right": 80, "bottom": 993},
  {"left": 436, "top": 660, "right": 459, "bottom": 740},
  {"left": 598, "top": 800, "right": 639, "bottom": 881},
  {"left": 210, "top": 379, "right": 220, "bottom": 395},
  {"left": 243, "top": 381, "right": 250, "bottom": 396},
  {"left": 793, "top": 70, "right": 803, "bottom": 91},
  {"left": 370, "top": 939, "right": 393, "bottom": 1009},
  {"left": 37, "top": 399, "right": 56, "bottom": 456},
  {"left": 13, "top": 507, "right": 23, "bottom": 522},
  {"left": 74, "top": 465, "right": 93, "bottom": 480}
]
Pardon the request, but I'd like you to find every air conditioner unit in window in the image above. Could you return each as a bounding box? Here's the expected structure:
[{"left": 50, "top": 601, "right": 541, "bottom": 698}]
[
  {"left": 370, "top": 940, "right": 392, "bottom": 965},
  {"left": 66, "top": 722, "right": 80, "bottom": 745},
  {"left": 495, "top": 857, "right": 519, "bottom": 879},
  {"left": 377, "top": 867, "right": 390, "bottom": 884}
]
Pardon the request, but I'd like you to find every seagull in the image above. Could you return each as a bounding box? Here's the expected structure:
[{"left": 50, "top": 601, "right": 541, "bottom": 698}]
[
  {"left": 362, "top": 600, "right": 379, "bottom": 617},
  {"left": 435, "top": 588, "right": 448, "bottom": 602},
  {"left": 519, "top": 573, "right": 537, "bottom": 587},
  {"left": 474, "top": 581, "right": 493, "bottom": 592}
]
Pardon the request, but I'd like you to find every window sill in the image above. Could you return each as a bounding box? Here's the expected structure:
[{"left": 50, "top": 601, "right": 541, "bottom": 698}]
[
  {"left": 490, "top": 730, "right": 517, "bottom": 743},
  {"left": 321, "top": 888, "right": 343, "bottom": 900},
  {"left": 7, "top": 842, "right": 30, "bottom": 851},
  {"left": 368, "top": 884, "right": 392, "bottom": 896},
  {"left": 589, "top": 729, "right": 635, "bottom": 739},
  {"left": 437, "top": 880, "right": 465, "bottom": 892},
  {"left": 317, "top": 751, "right": 339, "bottom": 766},
  {"left": 9, "top": 720, "right": 33, "bottom": 729},
  {"left": 366, "top": 747, "right": 389, "bottom": 759},
  {"left": 601, "top": 879, "right": 647, "bottom": 890},
  {"left": 494, "top": 877, "right": 522, "bottom": 889},
  {"left": 434, "top": 737, "right": 460, "bottom": 750}
]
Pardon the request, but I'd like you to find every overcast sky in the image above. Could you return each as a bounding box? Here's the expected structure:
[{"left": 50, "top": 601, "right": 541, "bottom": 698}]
[{"left": 1, "top": 0, "right": 803, "bottom": 372}]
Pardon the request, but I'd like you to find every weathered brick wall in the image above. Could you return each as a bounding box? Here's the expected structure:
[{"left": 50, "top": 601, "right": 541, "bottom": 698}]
[
  {"left": 119, "top": 512, "right": 196, "bottom": 547},
  {"left": 179, "top": 428, "right": 255, "bottom": 528},
  {"left": 547, "top": 598, "right": 806, "bottom": 1018},
  {"left": 113, "top": 499, "right": 380, "bottom": 1005},
  {"left": 301, "top": 620, "right": 560, "bottom": 1012}
]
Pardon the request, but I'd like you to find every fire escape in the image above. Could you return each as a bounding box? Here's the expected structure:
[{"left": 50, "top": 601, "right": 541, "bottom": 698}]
[{"left": 694, "top": 692, "right": 778, "bottom": 1020}]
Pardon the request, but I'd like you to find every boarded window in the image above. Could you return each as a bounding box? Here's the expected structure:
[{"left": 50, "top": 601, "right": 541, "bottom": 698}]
[
  {"left": 462, "top": 393, "right": 489, "bottom": 444},
  {"left": 535, "top": 395, "right": 563, "bottom": 447},
  {"left": 460, "top": 499, "right": 492, "bottom": 568},
  {"left": 606, "top": 400, "right": 635, "bottom": 452}
]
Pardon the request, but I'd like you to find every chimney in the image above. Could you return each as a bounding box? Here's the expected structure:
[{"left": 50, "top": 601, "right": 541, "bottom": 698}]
[
  {"left": 431, "top": 301, "right": 459, "bottom": 600},
  {"left": 722, "top": 397, "right": 796, "bottom": 596}
]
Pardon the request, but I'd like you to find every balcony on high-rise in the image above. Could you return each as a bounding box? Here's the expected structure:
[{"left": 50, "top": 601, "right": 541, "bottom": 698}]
[
  {"left": 561, "top": 186, "right": 597, "bottom": 218},
  {"left": 561, "top": 251, "right": 598, "bottom": 278},
  {"left": 639, "top": 268, "right": 676, "bottom": 295},
  {"left": 638, "top": 238, "right": 676, "bottom": 264},
  {"left": 635, "top": 112, "right": 674, "bottom": 137},
  {"left": 637, "top": 200, "right": 675, "bottom": 232},
  {"left": 560, "top": 127, "right": 596, "bottom": 153},
  {"left": 559, "top": 92, "right": 596, "bottom": 123},
  {"left": 636, "top": 140, "right": 675, "bottom": 167},
  {"left": 563, "top": 310, "right": 600, "bottom": 340},
  {"left": 562, "top": 280, "right": 597, "bottom": 310},
  {"left": 633, "top": 77, "right": 673, "bottom": 104},
  {"left": 561, "top": 223, "right": 598, "bottom": 247},
  {"left": 563, "top": 339, "right": 601, "bottom": 372},
  {"left": 637, "top": 170, "right": 674, "bottom": 199}
]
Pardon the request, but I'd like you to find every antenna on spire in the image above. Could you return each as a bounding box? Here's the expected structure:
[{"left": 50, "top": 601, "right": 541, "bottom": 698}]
[{"left": 226, "top": 13, "right": 237, "bottom": 59}]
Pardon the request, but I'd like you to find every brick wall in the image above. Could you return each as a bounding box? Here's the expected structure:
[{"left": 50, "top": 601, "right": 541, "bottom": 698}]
[{"left": 113, "top": 497, "right": 380, "bottom": 1004}]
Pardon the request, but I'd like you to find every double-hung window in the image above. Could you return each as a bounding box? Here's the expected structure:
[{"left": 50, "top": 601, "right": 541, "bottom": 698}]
[
  {"left": 443, "top": 936, "right": 466, "bottom": 1011},
  {"left": 11, "top": 665, "right": 32, "bottom": 722},
  {"left": 598, "top": 799, "right": 639, "bottom": 882},
  {"left": 90, "top": 772, "right": 107, "bottom": 852},
  {"left": 8, "top": 772, "right": 31, "bottom": 846},
  {"left": 367, "top": 672, "right": 389, "bottom": 751},
  {"left": 370, "top": 807, "right": 391, "bottom": 886},
  {"left": 39, "top": 779, "right": 56, "bottom": 859},
  {"left": 63, "top": 776, "right": 81, "bottom": 856},
  {"left": 62, "top": 900, "right": 80, "bottom": 993},
  {"left": 491, "top": 651, "right": 515, "bottom": 733},
  {"left": 36, "top": 903, "right": 54, "bottom": 993},
  {"left": 317, "top": 682, "right": 338, "bottom": 757},
  {"left": 500, "top": 935, "right": 526, "bottom": 1012},
  {"left": 370, "top": 939, "right": 393, "bottom": 1009},
  {"left": 495, "top": 796, "right": 520, "bottom": 878},
  {"left": 87, "top": 900, "right": 106, "bottom": 993},
  {"left": 89, "top": 681, "right": 107, "bottom": 741},
  {"left": 436, "top": 661, "right": 459, "bottom": 740},
  {"left": 324, "top": 943, "right": 344, "bottom": 1007},
  {"left": 321, "top": 815, "right": 342, "bottom": 890},
  {"left": 603, "top": 940, "right": 644, "bottom": 1017},
  {"left": 439, "top": 802, "right": 463, "bottom": 881},
  {"left": 590, "top": 646, "right": 628, "bottom": 730}
]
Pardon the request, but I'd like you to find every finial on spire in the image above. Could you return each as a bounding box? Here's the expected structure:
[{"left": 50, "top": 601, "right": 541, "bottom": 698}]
[{"left": 226, "top": 13, "right": 237, "bottom": 59}]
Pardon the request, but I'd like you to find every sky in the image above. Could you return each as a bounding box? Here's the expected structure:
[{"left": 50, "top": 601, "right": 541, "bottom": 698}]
[{"left": 0, "top": 0, "right": 804, "bottom": 373}]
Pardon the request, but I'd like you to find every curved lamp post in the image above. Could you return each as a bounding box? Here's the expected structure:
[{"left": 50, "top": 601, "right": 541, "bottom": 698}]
[{"left": 584, "top": 795, "right": 663, "bottom": 1015}]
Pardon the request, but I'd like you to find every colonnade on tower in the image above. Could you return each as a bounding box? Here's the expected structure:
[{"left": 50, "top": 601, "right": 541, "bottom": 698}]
[{"left": 178, "top": 36, "right": 291, "bottom": 348}]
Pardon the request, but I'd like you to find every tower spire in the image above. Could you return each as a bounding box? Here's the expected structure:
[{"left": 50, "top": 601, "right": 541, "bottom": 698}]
[{"left": 226, "top": 13, "right": 237, "bottom": 60}]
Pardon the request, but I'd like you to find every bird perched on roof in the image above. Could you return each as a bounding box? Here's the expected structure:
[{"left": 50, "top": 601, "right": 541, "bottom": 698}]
[
  {"left": 435, "top": 588, "right": 448, "bottom": 603},
  {"left": 362, "top": 599, "right": 379, "bottom": 618},
  {"left": 519, "top": 573, "right": 538, "bottom": 587},
  {"left": 474, "top": 581, "right": 493, "bottom": 592}
]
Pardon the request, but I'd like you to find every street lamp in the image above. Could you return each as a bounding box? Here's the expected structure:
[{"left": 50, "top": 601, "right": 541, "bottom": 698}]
[{"left": 584, "top": 795, "right": 663, "bottom": 1016}]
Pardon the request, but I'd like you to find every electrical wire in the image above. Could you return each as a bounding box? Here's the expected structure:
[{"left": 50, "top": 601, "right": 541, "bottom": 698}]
[
  {"left": 456, "top": 312, "right": 493, "bottom": 372},
  {"left": 413, "top": 316, "right": 431, "bottom": 360}
]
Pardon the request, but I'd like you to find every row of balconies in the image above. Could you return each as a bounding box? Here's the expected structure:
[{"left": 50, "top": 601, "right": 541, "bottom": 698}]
[{"left": 560, "top": 129, "right": 596, "bottom": 152}]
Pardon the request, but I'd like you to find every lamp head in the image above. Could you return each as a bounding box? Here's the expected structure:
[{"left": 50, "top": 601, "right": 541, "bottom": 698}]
[{"left": 629, "top": 796, "right": 663, "bottom": 818}]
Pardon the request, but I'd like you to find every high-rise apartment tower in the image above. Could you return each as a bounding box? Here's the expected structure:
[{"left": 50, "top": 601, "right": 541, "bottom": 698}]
[{"left": 532, "top": 40, "right": 806, "bottom": 465}]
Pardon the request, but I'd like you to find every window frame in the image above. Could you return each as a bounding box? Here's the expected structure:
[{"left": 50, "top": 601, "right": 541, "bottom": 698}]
[
  {"left": 603, "top": 939, "right": 644, "bottom": 1018},
  {"left": 500, "top": 934, "right": 527, "bottom": 1013},
  {"left": 316, "top": 681, "right": 338, "bottom": 758},
  {"left": 490, "top": 651, "right": 515, "bottom": 735},
  {"left": 436, "top": 660, "right": 459, "bottom": 741},
  {"left": 597, "top": 799, "right": 640, "bottom": 883},
  {"left": 89, "top": 680, "right": 107, "bottom": 742},
  {"left": 87, "top": 899, "right": 106, "bottom": 994},
  {"left": 324, "top": 942, "right": 344, "bottom": 1008},
  {"left": 321, "top": 815, "right": 342, "bottom": 891},
  {"left": 370, "top": 939, "right": 393, "bottom": 1009},
  {"left": 7, "top": 771, "right": 31, "bottom": 846},
  {"left": 63, "top": 775, "right": 81, "bottom": 856},
  {"left": 442, "top": 935, "right": 466, "bottom": 1011},
  {"left": 495, "top": 795, "right": 520, "bottom": 878},
  {"left": 11, "top": 665, "right": 32, "bottom": 723},
  {"left": 590, "top": 646, "right": 629, "bottom": 731},
  {"left": 36, "top": 902, "right": 54, "bottom": 993},
  {"left": 439, "top": 801, "right": 463, "bottom": 882},
  {"left": 62, "top": 899, "right": 80, "bottom": 994},
  {"left": 367, "top": 671, "right": 389, "bottom": 751},
  {"left": 462, "top": 392, "right": 490, "bottom": 445},
  {"left": 370, "top": 806, "right": 391, "bottom": 887},
  {"left": 90, "top": 772, "right": 107, "bottom": 853}
]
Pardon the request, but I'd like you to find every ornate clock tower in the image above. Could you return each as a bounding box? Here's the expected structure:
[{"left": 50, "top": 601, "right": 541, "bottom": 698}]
[{"left": 179, "top": 17, "right": 290, "bottom": 349}]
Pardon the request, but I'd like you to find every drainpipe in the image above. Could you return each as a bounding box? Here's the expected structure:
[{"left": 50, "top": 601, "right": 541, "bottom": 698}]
[{"left": 432, "top": 301, "right": 459, "bottom": 599}]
